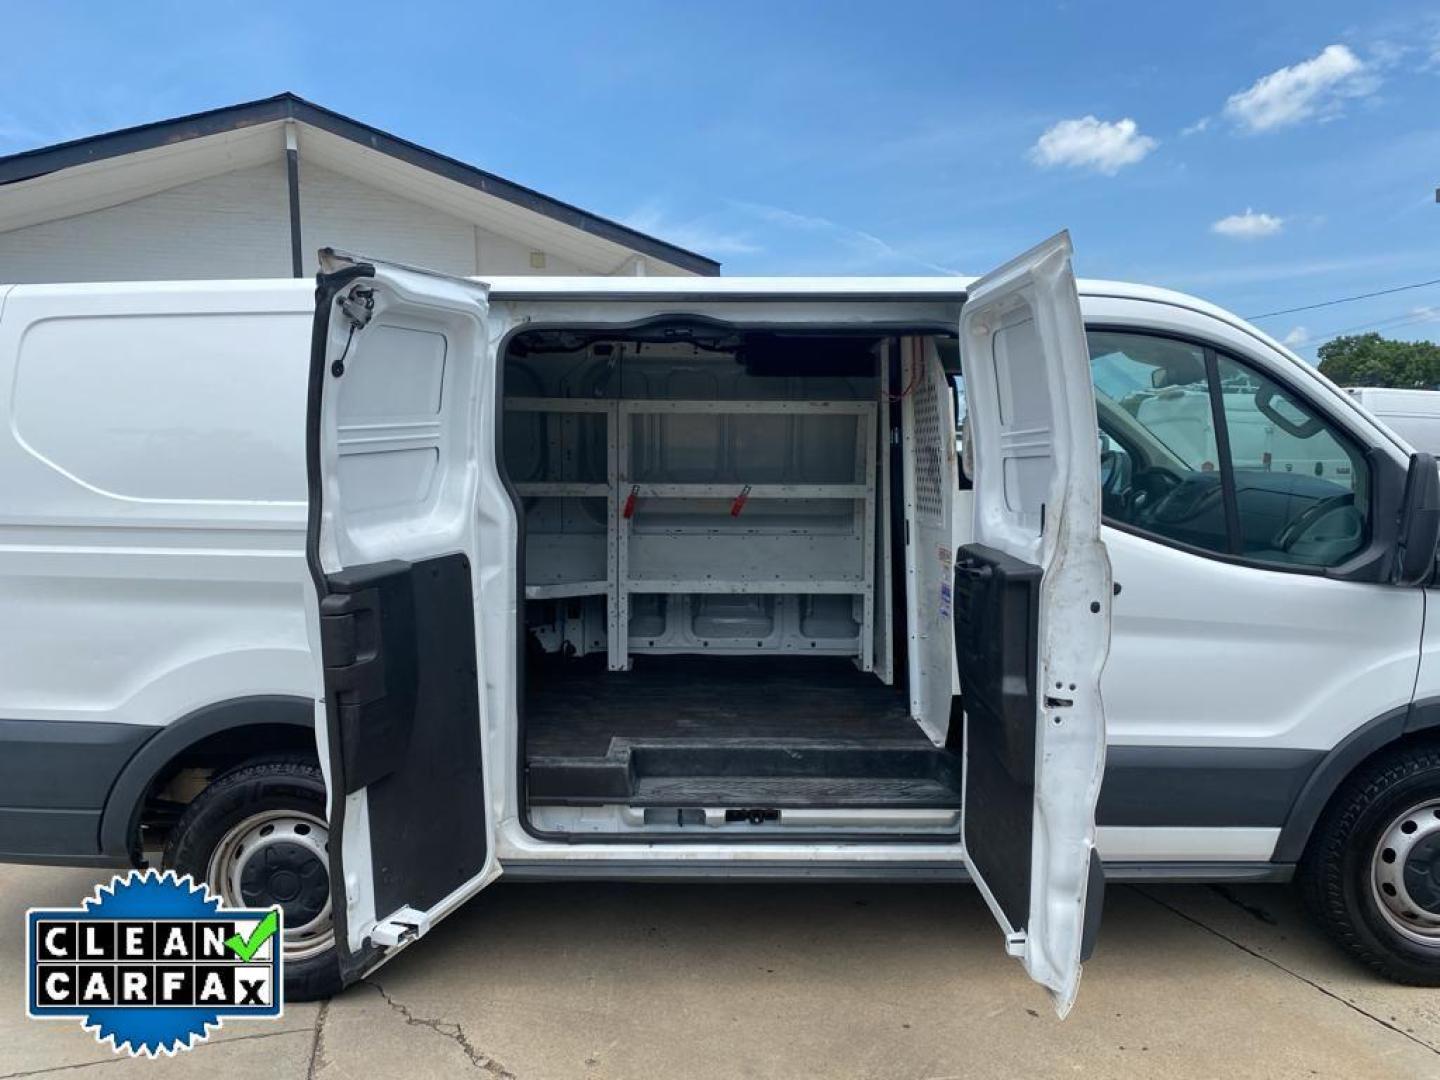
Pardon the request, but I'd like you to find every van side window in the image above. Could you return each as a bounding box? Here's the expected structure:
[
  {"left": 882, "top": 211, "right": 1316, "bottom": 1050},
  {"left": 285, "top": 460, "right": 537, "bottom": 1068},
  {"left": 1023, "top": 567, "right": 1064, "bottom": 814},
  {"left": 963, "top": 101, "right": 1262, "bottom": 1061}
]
[
  {"left": 1212, "top": 353, "right": 1369, "bottom": 565},
  {"left": 1090, "top": 334, "right": 1230, "bottom": 553},
  {"left": 1088, "top": 331, "right": 1370, "bottom": 568}
]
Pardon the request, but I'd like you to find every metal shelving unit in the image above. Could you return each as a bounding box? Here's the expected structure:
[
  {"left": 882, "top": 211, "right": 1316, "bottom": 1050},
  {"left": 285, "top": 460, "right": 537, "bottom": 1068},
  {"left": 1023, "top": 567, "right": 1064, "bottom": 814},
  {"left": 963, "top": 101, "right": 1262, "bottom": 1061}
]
[
  {"left": 613, "top": 399, "right": 877, "bottom": 673},
  {"left": 505, "top": 397, "right": 615, "bottom": 602},
  {"left": 509, "top": 396, "right": 879, "bottom": 673}
]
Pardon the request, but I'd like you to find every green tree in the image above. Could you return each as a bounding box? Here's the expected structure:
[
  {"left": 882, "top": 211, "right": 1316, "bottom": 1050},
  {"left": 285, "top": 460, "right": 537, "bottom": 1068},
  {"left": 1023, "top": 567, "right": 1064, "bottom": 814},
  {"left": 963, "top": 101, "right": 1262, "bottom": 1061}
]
[{"left": 1316, "top": 332, "right": 1440, "bottom": 388}]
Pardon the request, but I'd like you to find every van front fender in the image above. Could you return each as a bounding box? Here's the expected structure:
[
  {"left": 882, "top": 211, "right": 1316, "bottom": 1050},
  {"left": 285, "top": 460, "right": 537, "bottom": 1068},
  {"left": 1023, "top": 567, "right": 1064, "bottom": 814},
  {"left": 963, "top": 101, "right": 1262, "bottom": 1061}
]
[{"left": 1273, "top": 698, "right": 1440, "bottom": 863}]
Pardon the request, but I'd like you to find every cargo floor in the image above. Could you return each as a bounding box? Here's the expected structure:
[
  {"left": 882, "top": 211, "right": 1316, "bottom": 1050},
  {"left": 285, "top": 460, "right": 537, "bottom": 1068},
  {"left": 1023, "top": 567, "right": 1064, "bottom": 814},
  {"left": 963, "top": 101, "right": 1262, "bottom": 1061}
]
[
  {"left": 525, "top": 655, "right": 923, "bottom": 756},
  {"left": 524, "top": 656, "right": 962, "bottom": 808}
]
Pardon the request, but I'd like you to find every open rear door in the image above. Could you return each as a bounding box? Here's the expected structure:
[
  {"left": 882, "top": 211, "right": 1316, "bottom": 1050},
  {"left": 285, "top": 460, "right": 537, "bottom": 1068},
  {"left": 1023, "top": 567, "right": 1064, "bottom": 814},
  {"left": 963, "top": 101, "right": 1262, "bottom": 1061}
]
[
  {"left": 304, "top": 249, "right": 498, "bottom": 986},
  {"left": 955, "top": 232, "right": 1112, "bottom": 1016}
]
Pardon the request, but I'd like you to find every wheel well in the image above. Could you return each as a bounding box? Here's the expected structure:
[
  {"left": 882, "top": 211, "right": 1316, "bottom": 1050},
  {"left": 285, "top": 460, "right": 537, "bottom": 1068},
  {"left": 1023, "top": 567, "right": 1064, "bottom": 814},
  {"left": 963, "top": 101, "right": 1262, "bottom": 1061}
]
[
  {"left": 98, "top": 696, "right": 317, "bottom": 865},
  {"left": 151, "top": 722, "right": 318, "bottom": 786},
  {"left": 138, "top": 722, "right": 319, "bottom": 848},
  {"left": 1285, "top": 722, "right": 1440, "bottom": 866},
  {"left": 1311, "top": 728, "right": 1440, "bottom": 831}
]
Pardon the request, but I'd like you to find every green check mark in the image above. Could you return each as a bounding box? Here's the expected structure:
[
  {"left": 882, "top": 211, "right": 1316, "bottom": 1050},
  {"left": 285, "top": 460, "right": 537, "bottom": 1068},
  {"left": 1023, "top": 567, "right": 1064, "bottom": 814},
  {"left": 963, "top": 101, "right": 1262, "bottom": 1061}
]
[{"left": 225, "top": 910, "right": 279, "bottom": 961}]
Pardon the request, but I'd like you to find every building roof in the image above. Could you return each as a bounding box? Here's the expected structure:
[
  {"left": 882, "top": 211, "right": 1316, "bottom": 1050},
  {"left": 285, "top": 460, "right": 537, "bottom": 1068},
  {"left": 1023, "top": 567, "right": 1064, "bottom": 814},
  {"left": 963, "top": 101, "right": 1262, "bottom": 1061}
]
[{"left": 0, "top": 92, "right": 720, "bottom": 277}]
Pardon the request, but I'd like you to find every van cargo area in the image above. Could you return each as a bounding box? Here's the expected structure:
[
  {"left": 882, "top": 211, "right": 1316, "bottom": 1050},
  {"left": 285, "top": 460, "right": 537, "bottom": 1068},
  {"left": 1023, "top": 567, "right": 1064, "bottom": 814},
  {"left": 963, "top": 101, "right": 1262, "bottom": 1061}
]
[{"left": 503, "top": 321, "right": 962, "bottom": 836}]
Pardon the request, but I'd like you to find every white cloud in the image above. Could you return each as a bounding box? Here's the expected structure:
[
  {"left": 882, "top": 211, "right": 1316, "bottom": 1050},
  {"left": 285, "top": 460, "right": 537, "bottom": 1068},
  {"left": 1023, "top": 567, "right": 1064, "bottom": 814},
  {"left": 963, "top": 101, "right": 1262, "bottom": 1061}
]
[
  {"left": 1282, "top": 326, "right": 1309, "bottom": 347},
  {"left": 622, "top": 204, "right": 761, "bottom": 258},
  {"left": 1027, "top": 116, "right": 1157, "bottom": 175},
  {"left": 1211, "top": 208, "right": 1285, "bottom": 239},
  {"left": 1180, "top": 116, "right": 1212, "bottom": 137},
  {"left": 730, "top": 200, "right": 963, "bottom": 275},
  {"left": 1223, "top": 44, "right": 1375, "bottom": 133}
]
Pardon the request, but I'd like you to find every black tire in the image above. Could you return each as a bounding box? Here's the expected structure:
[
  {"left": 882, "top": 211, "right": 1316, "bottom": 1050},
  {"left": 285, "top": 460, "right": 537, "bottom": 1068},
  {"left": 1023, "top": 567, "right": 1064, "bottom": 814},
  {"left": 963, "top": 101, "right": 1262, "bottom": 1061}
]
[
  {"left": 162, "top": 758, "right": 343, "bottom": 1002},
  {"left": 1298, "top": 740, "right": 1440, "bottom": 985}
]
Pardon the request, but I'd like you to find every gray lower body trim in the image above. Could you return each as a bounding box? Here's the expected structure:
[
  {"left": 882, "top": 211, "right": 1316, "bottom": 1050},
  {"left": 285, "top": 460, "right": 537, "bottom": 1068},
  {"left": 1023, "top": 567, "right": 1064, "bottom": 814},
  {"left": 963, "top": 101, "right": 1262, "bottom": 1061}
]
[
  {"left": 500, "top": 859, "right": 1294, "bottom": 884},
  {"left": 1098, "top": 745, "right": 1323, "bottom": 828},
  {"left": 0, "top": 808, "right": 105, "bottom": 864},
  {"left": 0, "top": 719, "right": 155, "bottom": 862}
]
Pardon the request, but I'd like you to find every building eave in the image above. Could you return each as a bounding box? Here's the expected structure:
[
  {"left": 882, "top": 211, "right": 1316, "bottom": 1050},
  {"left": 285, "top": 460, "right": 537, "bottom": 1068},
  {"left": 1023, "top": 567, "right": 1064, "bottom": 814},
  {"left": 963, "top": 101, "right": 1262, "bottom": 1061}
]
[{"left": 0, "top": 92, "right": 721, "bottom": 276}]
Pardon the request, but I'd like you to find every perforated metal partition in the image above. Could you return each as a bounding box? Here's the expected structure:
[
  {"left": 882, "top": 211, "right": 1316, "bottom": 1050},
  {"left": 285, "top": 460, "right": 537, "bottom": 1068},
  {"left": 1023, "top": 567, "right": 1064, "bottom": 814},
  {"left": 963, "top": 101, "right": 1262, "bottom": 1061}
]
[
  {"left": 911, "top": 373, "right": 946, "bottom": 523},
  {"left": 901, "top": 337, "right": 958, "bottom": 742}
]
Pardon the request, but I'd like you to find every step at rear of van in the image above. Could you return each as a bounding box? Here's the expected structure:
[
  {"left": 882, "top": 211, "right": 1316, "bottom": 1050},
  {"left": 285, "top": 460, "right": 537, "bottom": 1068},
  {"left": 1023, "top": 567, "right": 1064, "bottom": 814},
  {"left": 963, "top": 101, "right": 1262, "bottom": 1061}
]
[{"left": 527, "top": 738, "right": 964, "bottom": 809}]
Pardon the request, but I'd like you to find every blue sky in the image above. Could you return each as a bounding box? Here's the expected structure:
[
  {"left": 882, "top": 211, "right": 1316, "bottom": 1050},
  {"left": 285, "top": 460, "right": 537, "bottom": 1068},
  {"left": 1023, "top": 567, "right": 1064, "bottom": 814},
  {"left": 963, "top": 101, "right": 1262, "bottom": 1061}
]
[{"left": 2, "top": 1, "right": 1438, "bottom": 360}]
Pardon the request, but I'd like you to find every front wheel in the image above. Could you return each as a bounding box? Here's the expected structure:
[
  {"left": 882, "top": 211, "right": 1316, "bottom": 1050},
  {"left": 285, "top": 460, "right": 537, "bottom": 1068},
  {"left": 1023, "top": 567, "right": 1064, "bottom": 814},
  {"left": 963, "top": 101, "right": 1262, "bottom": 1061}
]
[
  {"left": 1299, "top": 741, "right": 1440, "bottom": 985},
  {"left": 162, "top": 758, "right": 344, "bottom": 1002}
]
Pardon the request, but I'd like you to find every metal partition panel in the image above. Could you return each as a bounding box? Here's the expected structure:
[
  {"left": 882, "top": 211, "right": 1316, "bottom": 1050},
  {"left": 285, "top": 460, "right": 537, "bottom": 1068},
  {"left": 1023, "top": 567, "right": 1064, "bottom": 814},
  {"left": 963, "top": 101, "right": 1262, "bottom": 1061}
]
[
  {"left": 509, "top": 393, "right": 881, "bottom": 672},
  {"left": 503, "top": 396, "right": 616, "bottom": 598},
  {"left": 901, "top": 338, "right": 957, "bottom": 743},
  {"left": 612, "top": 400, "right": 878, "bottom": 672}
]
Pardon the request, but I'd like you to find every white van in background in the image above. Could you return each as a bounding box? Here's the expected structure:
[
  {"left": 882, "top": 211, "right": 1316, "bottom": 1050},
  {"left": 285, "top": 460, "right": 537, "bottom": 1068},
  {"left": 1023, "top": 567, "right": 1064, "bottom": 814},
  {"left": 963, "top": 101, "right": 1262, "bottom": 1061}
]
[
  {"left": 2, "top": 236, "right": 1439, "bottom": 1014},
  {"left": 1346, "top": 387, "right": 1440, "bottom": 456}
]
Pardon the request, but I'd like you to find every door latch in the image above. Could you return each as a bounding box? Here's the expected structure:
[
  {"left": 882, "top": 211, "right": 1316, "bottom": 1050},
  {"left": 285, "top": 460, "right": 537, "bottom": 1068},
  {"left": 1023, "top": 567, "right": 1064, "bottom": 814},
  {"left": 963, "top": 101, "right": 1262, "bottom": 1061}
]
[
  {"left": 330, "top": 287, "right": 375, "bottom": 377},
  {"left": 337, "top": 286, "right": 375, "bottom": 332},
  {"left": 369, "top": 906, "right": 431, "bottom": 948}
]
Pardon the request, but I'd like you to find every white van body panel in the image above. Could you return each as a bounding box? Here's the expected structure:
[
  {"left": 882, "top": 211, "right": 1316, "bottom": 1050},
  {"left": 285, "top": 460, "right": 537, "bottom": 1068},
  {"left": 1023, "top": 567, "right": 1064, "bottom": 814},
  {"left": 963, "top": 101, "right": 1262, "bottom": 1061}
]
[
  {"left": 0, "top": 281, "right": 314, "bottom": 752},
  {"left": 0, "top": 272, "right": 1431, "bottom": 886},
  {"left": 1100, "top": 525, "right": 1421, "bottom": 749}
]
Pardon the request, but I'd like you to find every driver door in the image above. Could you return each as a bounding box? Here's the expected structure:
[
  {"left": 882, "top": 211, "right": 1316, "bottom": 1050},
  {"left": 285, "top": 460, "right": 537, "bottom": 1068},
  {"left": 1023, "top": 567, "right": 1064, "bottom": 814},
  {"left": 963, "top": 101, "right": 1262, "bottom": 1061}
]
[
  {"left": 303, "top": 249, "right": 499, "bottom": 986},
  {"left": 955, "top": 232, "right": 1113, "bottom": 1016}
]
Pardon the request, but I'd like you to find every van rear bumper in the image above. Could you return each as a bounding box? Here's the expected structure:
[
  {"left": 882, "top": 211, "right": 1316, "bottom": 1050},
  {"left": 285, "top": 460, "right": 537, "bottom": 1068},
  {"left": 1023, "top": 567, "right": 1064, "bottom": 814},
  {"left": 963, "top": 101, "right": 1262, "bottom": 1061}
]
[{"left": 0, "top": 718, "right": 155, "bottom": 866}]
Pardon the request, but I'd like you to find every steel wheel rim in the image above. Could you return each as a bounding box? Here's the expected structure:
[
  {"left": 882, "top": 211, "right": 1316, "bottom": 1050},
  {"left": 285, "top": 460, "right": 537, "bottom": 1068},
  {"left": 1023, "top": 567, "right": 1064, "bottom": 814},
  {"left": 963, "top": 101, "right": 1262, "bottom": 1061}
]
[
  {"left": 205, "top": 808, "right": 334, "bottom": 962},
  {"left": 1370, "top": 797, "right": 1440, "bottom": 945}
]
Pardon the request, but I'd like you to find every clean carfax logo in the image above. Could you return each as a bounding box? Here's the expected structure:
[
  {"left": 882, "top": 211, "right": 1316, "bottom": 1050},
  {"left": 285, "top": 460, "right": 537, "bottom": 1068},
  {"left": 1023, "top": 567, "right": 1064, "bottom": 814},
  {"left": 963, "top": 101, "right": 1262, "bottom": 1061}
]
[{"left": 27, "top": 870, "right": 283, "bottom": 1057}]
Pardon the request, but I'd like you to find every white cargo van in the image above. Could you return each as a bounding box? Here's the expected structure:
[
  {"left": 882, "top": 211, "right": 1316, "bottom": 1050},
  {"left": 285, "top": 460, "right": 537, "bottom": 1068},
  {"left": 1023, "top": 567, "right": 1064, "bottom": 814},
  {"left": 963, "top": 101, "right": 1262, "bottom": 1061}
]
[
  {"left": 1346, "top": 387, "right": 1440, "bottom": 456},
  {"left": 2, "top": 235, "right": 1438, "bottom": 1014}
]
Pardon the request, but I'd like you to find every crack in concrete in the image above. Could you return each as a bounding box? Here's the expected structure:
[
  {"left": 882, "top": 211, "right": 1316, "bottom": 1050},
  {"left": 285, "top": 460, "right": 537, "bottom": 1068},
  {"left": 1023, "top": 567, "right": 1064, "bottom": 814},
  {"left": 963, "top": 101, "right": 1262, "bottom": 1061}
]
[
  {"left": 0, "top": 1028, "right": 310, "bottom": 1079},
  {"left": 1207, "top": 884, "right": 1279, "bottom": 925},
  {"left": 1134, "top": 886, "right": 1440, "bottom": 1057},
  {"left": 367, "top": 980, "right": 516, "bottom": 1078},
  {"left": 306, "top": 1000, "right": 329, "bottom": 1080}
]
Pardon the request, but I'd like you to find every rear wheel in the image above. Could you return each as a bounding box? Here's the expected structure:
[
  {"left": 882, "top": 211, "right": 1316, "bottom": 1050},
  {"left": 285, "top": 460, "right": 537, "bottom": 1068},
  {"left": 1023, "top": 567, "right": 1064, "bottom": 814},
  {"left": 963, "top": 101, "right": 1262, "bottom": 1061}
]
[
  {"left": 1299, "top": 741, "right": 1440, "bottom": 985},
  {"left": 162, "top": 758, "right": 343, "bottom": 1001}
]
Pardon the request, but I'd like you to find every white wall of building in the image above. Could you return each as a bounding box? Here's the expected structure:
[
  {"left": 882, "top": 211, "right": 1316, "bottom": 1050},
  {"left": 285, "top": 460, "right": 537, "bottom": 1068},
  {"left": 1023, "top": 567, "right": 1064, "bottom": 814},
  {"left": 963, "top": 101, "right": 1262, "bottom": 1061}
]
[
  {"left": 296, "top": 162, "right": 592, "bottom": 277},
  {"left": 0, "top": 159, "right": 606, "bottom": 285},
  {"left": 0, "top": 162, "right": 293, "bottom": 283}
]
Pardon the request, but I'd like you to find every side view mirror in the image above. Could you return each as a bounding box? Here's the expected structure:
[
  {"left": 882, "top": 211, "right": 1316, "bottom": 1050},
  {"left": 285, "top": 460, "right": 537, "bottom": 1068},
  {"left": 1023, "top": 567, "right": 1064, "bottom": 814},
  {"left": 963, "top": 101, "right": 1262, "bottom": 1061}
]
[{"left": 1392, "top": 452, "right": 1440, "bottom": 587}]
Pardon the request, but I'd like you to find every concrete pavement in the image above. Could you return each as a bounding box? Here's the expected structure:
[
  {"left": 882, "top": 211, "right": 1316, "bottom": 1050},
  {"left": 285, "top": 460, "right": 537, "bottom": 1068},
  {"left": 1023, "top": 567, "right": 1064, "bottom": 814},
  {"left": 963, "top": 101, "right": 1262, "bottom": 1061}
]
[{"left": 2, "top": 864, "right": 1437, "bottom": 1079}]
